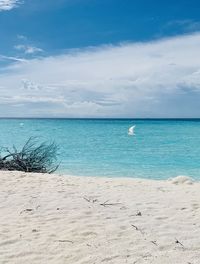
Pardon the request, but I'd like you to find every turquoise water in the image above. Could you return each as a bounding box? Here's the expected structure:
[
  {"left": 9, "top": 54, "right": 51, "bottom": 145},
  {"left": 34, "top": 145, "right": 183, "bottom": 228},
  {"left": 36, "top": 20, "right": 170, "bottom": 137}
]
[{"left": 0, "top": 119, "right": 200, "bottom": 180}]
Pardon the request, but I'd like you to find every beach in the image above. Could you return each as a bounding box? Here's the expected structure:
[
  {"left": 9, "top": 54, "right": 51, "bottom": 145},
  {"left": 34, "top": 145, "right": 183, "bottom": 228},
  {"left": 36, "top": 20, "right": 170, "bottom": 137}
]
[{"left": 0, "top": 171, "right": 200, "bottom": 264}]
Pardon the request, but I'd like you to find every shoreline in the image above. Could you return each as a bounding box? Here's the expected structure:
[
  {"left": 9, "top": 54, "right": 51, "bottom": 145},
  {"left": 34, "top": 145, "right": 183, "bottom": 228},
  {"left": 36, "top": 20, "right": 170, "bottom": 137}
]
[
  {"left": 0, "top": 171, "right": 200, "bottom": 263},
  {"left": 58, "top": 171, "right": 198, "bottom": 183}
]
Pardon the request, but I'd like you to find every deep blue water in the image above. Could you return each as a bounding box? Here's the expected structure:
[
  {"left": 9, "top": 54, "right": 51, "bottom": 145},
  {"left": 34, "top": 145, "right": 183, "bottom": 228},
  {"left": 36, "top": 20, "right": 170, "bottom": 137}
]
[{"left": 0, "top": 119, "right": 200, "bottom": 180}]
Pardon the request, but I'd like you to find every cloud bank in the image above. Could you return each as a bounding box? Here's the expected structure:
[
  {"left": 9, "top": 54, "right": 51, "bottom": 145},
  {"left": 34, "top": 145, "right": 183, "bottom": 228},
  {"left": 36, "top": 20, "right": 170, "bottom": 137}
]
[
  {"left": 0, "top": 0, "right": 22, "bottom": 11},
  {"left": 1, "top": 33, "right": 200, "bottom": 117}
]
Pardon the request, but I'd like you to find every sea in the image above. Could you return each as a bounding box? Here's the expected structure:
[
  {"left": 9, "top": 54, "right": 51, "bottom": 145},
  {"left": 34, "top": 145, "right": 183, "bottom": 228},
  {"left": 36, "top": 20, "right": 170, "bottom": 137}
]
[{"left": 0, "top": 118, "right": 200, "bottom": 180}]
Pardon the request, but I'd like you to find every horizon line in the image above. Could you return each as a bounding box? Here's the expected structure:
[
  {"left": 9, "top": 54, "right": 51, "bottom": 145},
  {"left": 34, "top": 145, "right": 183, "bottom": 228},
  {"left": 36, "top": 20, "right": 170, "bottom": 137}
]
[{"left": 0, "top": 117, "right": 200, "bottom": 120}]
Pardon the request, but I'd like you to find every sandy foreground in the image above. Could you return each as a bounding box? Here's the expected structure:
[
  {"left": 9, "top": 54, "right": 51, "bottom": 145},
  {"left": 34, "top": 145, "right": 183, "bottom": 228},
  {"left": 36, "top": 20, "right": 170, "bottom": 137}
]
[{"left": 0, "top": 171, "right": 200, "bottom": 264}]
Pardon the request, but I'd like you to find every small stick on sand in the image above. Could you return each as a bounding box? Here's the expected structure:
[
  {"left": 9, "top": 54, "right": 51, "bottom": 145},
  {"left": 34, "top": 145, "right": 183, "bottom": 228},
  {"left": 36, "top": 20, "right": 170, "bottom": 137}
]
[
  {"left": 83, "top": 197, "right": 91, "bottom": 202},
  {"left": 57, "top": 240, "right": 74, "bottom": 243},
  {"left": 131, "top": 224, "right": 144, "bottom": 234},
  {"left": 20, "top": 208, "right": 33, "bottom": 214},
  {"left": 131, "top": 224, "right": 139, "bottom": 231},
  {"left": 100, "top": 200, "right": 121, "bottom": 207},
  {"left": 175, "top": 238, "right": 184, "bottom": 247},
  {"left": 83, "top": 197, "right": 98, "bottom": 203}
]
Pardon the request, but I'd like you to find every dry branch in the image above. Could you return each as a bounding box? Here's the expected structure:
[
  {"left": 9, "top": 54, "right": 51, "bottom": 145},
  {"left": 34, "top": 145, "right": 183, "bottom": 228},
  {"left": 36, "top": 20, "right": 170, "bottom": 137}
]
[{"left": 0, "top": 137, "right": 59, "bottom": 173}]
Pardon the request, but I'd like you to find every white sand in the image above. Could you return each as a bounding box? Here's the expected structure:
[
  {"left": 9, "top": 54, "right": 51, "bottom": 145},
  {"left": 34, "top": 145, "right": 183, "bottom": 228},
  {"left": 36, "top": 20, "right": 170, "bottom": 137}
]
[{"left": 0, "top": 171, "right": 200, "bottom": 264}]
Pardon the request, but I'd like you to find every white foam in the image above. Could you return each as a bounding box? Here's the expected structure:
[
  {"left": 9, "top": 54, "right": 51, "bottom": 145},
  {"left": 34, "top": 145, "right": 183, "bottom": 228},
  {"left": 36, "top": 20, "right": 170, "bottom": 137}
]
[{"left": 169, "top": 175, "right": 194, "bottom": 185}]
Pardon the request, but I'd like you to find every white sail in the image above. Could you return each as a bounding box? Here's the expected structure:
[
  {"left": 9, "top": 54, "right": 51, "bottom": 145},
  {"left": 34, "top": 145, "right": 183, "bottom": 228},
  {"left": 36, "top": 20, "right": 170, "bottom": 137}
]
[{"left": 128, "top": 125, "right": 135, "bottom": 135}]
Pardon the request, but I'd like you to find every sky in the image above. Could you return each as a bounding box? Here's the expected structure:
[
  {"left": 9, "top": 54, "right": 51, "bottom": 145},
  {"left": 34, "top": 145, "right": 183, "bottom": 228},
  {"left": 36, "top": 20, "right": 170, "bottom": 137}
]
[{"left": 0, "top": 0, "right": 200, "bottom": 118}]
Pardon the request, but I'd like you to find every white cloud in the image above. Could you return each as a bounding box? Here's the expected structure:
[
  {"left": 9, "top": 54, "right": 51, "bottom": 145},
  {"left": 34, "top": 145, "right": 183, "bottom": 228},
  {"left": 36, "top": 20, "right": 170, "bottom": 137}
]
[
  {"left": 166, "top": 20, "right": 200, "bottom": 32},
  {"left": 1, "top": 32, "right": 200, "bottom": 117},
  {"left": 0, "top": 0, "right": 22, "bottom": 11},
  {"left": 14, "top": 45, "right": 43, "bottom": 54},
  {"left": 17, "top": 35, "right": 27, "bottom": 40},
  {"left": 0, "top": 54, "right": 27, "bottom": 62}
]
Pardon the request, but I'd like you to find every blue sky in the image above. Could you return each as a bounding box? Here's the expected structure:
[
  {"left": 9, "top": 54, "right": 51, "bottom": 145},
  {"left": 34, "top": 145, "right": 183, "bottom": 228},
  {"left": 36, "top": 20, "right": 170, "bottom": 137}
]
[{"left": 0, "top": 0, "right": 200, "bottom": 117}]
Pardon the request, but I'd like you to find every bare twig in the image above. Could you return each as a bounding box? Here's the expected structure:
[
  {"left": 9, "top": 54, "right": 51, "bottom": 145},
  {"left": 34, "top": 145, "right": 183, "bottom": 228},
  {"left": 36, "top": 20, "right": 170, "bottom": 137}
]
[
  {"left": 57, "top": 240, "right": 74, "bottom": 243},
  {"left": 131, "top": 224, "right": 144, "bottom": 234},
  {"left": 175, "top": 238, "right": 184, "bottom": 247},
  {"left": 20, "top": 208, "right": 33, "bottom": 214},
  {"left": 151, "top": 240, "right": 158, "bottom": 246},
  {"left": 83, "top": 197, "right": 98, "bottom": 203},
  {"left": 83, "top": 197, "right": 91, "bottom": 202},
  {"left": 131, "top": 224, "right": 139, "bottom": 231},
  {"left": 100, "top": 200, "right": 121, "bottom": 207}
]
